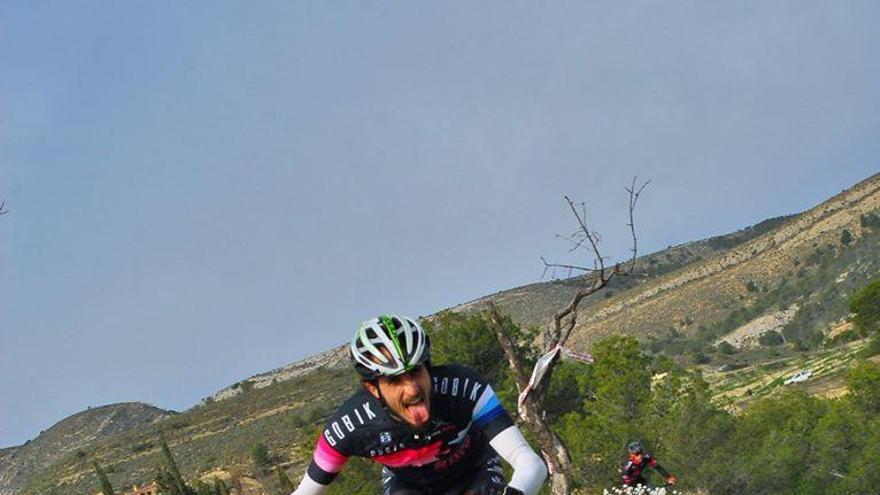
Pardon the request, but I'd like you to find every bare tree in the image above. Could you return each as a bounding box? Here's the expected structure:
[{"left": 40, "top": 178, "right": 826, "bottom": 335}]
[{"left": 486, "top": 177, "right": 648, "bottom": 495}]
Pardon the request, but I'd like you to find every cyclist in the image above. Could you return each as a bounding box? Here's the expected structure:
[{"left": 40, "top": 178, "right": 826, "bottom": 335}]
[
  {"left": 291, "top": 314, "right": 547, "bottom": 495},
  {"left": 621, "top": 441, "right": 676, "bottom": 488}
]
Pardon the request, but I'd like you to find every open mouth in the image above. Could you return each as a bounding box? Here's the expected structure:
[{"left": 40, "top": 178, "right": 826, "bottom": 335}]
[{"left": 402, "top": 395, "right": 429, "bottom": 425}]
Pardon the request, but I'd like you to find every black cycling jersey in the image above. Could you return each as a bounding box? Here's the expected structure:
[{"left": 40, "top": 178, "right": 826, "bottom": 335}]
[
  {"left": 380, "top": 450, "right": 506, "bottom": 495},
  {"left": 622, "top": 453, "right": 669, "bottom": 487},
  {"left": 306, "top": 364, "right": 514, "bottom": 490}
]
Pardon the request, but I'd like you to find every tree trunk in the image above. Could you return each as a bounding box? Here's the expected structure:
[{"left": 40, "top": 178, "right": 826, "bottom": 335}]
[
  {"left": 519, "top": 397, "right": 573, "bottom": 495},
  {"left": 487, "top": 303, "right": 573, "bottom": 494}
]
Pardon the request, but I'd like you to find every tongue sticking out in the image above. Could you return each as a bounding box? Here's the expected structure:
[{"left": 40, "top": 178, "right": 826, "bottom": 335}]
[{"left": 407, "top": 402, "right": 430, "bottom": 426}]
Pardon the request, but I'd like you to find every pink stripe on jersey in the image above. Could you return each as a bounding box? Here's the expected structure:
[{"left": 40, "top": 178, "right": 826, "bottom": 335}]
[
  {"left": 373, "top": 440, "right": 443, "bottom": 468},
  {"left": 313, "top": 435, "right": 348, "bottom": 473}
]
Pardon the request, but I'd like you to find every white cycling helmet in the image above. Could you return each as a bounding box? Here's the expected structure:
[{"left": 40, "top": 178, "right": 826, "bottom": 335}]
[{"left": 350, "top": 314, "right": 431, "bottom": 379}]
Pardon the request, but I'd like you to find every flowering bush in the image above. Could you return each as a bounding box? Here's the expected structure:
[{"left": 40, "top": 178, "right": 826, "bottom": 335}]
[{"left": 603, "top": 485, "right": 677, "bottom": 495}]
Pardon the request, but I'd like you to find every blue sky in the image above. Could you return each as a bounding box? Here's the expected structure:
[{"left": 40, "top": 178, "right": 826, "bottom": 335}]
[{"left": 1, "top": 1, "right": 878, "bottom": 447}]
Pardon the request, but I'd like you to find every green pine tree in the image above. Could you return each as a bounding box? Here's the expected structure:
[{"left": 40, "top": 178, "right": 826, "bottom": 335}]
[
  {"left": 160, "top": 437, "right": 194, "bottom": 495},
  {"left": 92, "top": 460, "right": 115, "bottom": 495},
  {"left": 154, "top": 466, "right": 176, "bottom": 495}
]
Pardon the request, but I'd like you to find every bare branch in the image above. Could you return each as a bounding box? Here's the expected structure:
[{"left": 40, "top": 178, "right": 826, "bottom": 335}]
[
  {"left": 0, "top": 201, "right": 8, "bottom": 215},
  {"left": 540, "top": 256, "right": 602, "bottom": 274},
  {"left": 624, "top": 176, "right": 649, "bottom": 271},
  {"left": 548, "top": 264, "right": 620, "bottom": 350},
  {"left": 564, "top": 195, "right": 605, "bottom": 273},
  {"left": 545, "top": 178, "right": 648, "bottom": 350},
  {"left": 554, "top": 232, "right": 588, "bottom": 253}
]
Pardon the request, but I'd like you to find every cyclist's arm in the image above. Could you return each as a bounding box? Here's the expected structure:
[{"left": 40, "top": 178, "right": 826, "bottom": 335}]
[
  {"left": 291, "top": 434, "right": 349, "bottom": 495},
  {"left": 472, "top": 382, "right": 547, "bottom": 495},
  {"left": 489, "top": 425, "right": 548, "bottom": 495},
  {"left": 291, "top": 475, "right": 327, "bottom": 495},
  {"left": 648, "top": 456, "right": 671, "bottom": 478}
]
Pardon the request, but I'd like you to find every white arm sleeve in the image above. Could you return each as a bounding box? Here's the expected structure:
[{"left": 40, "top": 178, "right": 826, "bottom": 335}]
[
  {"left": 489, "top": 425, "right": 548, "bottom": 495},
  {"left": 291, "top": 474, "right": 329, "bottom": 495}
]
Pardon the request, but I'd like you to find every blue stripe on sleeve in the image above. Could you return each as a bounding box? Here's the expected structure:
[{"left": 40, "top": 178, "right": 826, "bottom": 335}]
[
  {"left": 474, "top": 404, "right": 505, "bottom": 428},
  {"left": 474, "top": 394, "right": 504, "bottom": 427}
]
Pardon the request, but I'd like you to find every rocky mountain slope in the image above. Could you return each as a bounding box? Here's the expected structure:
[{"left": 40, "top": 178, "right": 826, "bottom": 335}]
[
  {"left": 207, "top": 346, "right": 349, "bottom": 403},
  {"left": 564, "top": 173, "right": 880, "bottom": 348},
  {"left": 16, "top": 368, "right": 359, "bottom": 495},
  {"left": 455, "top": 174, "right": 880, "bottom": 353},
  {"left": 0, "top": 402, "right": 173, "bottom": 495}
]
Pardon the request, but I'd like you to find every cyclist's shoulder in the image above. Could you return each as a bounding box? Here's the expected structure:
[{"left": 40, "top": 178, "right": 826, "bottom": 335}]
[
  {"left": 325, "top": 388, "right": 386, "bottom": 427},
  {"left": 430, "top": 364, "right": 497, "bottom": 409},
  {"left": 429, "top": 363, "right": 487, "bottom": 381},
  {"left": 321, "top": 389, "right": 388, "bottom": 452}
]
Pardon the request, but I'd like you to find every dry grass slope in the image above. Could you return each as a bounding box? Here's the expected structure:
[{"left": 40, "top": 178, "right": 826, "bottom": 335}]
[{"left": 569, "top": 174, "right": 880, "bottom": 348}]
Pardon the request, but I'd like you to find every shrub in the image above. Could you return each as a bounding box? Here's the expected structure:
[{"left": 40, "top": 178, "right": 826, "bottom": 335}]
[
  {"left": 848, "top": 362, "right": 880, "bottom": 415},
  {"left": 859, "top": 333, "right": 880, "bottom": 358},
  {"left": 860, "top": 212, "right": 880, "bottom": 229},
  {"left": 251, "top": 443, "right": 270, "bottom": 468},
  {"left": 716, "top": 341, "right": 736, "bottom": 355},
  {"left": 850, "top": 279, "right": 880, "bottom": 335},
  {"left": 305, "top": 407, "right": 327, "bottom": 424},
  {"left": 758, "top": 331, "right": 784, "bottom": 347},
  {"left": 689, "top": 350, "right": 711, "bottom": 365}
]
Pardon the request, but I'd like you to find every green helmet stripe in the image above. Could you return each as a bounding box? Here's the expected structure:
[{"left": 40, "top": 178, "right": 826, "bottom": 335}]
[{"left": 380, "top": 314, "right": 411, "bottom": 372}]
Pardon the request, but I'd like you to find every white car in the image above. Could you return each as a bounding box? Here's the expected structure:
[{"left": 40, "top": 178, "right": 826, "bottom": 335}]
[{"left": 784, "top": 370, "right": 812, "bottom": 385}]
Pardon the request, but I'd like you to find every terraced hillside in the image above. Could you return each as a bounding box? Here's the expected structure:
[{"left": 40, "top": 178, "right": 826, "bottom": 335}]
[
  {"left": 564, "top": 174, "right": 880, "bottom": 348},
  {"left": 705, "top": 339, "right": 871, "bottom": 409}
]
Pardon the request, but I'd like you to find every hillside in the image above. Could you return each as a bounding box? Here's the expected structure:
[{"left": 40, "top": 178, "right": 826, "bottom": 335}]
[
  {"left": 459, "top": 173, "right": 880, "bottom": 406},
  {"left": 16, "top": 367, "right": 360, "bottom": 495},
  {"left": 450, "top": 215, "right": 794, "bottom": 329},
  {"left": 566, "top": 174, "right": 880, "bottom": 348},
  {"left": 10, "top": 173, "right": 880, "bottom": 495},
  {"left": 0, "top": 402, "right": 173, "bottom": 495},
  {"left": 207, "top": 346, "right": 349, "bottom": 403}
]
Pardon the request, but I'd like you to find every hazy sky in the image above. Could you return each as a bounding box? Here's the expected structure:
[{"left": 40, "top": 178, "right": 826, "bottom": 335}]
[{"left": 1, "top": 1, "right": 878, "bottom": 448}]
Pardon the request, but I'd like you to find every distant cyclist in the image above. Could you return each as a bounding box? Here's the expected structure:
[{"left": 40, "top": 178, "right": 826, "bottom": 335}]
[
  {"left": 291, "top": 314, "right": 547, "bottom": 495},
  {"left": 621, "top": 441, "right": 677, "bottom": 488}
]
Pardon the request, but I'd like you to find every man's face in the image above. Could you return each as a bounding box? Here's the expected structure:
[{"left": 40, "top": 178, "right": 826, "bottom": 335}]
[
  {"left": 630, "top": 453, "right": 643, "bottom": 464},
  {"left": 366, "top": 364, "right": 432, "bottom": 429}
]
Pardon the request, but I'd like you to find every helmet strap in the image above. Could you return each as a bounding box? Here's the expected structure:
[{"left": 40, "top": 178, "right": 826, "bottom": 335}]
[{"left": 363, "top": 378, "right": 395, "bottom": 412}]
